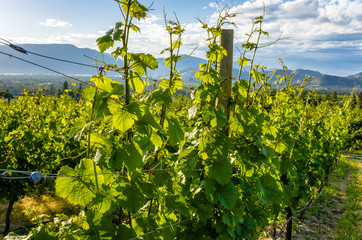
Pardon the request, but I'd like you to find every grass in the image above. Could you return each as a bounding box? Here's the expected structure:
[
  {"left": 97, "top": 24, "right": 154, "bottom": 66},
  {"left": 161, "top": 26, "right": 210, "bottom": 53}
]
[
  {"left": 336, "top": 159, "right": 362, "bottom": 240},
  {"left": 0, "top": 192, "right": 78, "bottom": 238},
  {"left": 293, "top": 155, "right": 361, "bottom": 239}
]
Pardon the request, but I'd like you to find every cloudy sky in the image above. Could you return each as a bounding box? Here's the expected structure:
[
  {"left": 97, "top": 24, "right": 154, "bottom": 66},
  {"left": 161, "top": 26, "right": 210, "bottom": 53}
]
[{"left": 0, "top": 0, "right": 361, "bottom": 76}]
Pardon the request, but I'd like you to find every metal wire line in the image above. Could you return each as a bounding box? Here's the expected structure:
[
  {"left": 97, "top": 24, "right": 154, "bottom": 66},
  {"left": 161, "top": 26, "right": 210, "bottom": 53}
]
[
  {"left": 0, "top": 38, "right": 96, "bottom": 68},
  {"left": 0, "top": 50, "right": 94, "bottom": 87},
  {"left": 28, "top": 51, "right": 97, "bottom": 68},
  {"left": 0, "top": 50, "right": 153, "bottom": 98},
  {"left": 0, "top": 168, "right": 202, "bottom": 181},
  {"left": 0, "top": 38, "right": 168, "bottom": 83}
]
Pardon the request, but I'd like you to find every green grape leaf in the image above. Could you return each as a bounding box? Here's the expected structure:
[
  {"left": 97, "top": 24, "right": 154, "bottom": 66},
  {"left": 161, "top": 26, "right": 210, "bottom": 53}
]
[
  {"left": 207, "top": 157, "right": 232, "bottom": 186},
  {"left": 172, "top": 41, "right": 183, "bottom": 49},
  {"left": 130, "top": 73, "right": 146, "bottom": 93},
  {"left": 91, "top": 191, "right": 116, "bottom": 213},
  {"left": 109, "top": 105, "right": 136, "bottom": 132},
  {"left": 97, "top": 35, "right": 114, "bottom": 53},
  {"left": 56, "top": 159, "right": 104, "bottom": 206},
  {"left": 211, "top": 111, "right": 227, "bottom": 129},
  {"left": 31, "top": 227, "right": 58, "bottom": 240},
  {"left": 111, "top": 46, "right": 128, "bottom": 59},
  {"left": 229, "top": 115, "right": 244, "bottom": 134},
  {"left": 275, "top": 142, "right": 287, "bottom": 154},
  {"left": 112, "top": 22, "right": 124, "bottom": 41},
  {"left": 150, "top": 131, "right": 163, "bottom": 148},
  {"left": 138, "top": 112, "right": 163, "bottom": 131},
  {"left": 129, "top": 23, "right": 140, "bottom": 33},
  {"left": 204, "top": 180, "right": 216, "bottom": 202},
  {"left": 257, "top": 136, "right": 269, "bottom": 158},
  {"left": 215, "top": 181, "right": 237, "bottom": 210},
  {"left": 116, "top": 225, "right": 136, "bottom": 239},
  {"left": 237, "top": 57, "right": 248, "bottom": 67},
  {"left": 164, "top": 55, "right": 181, "bottom": 67},
  {"left": 90, "top": 133, "right": 111, "bottom": 153},
  {"left": 123, "top": 1, "right": 147, "bottom": 20},
  {"left": 119, "top": 183, "right": 146, "bottom": 213},
  {"left": 82, "top": 86, "right": 97, "bottom": 102},
  {"left": 165, "top": 118, "right": 184, "bottom": 146},
  {"left": 206, "top": 43, "right": 227, "bottom": 61},
  {"left": 91, "top": 76, "right": 123, "bottom": 95},
  {"left": 129, "top": 53, "right": 158, "bottom": 82},
  {"left": 120, "top": 141, "right": 143, "bottom": 171}
]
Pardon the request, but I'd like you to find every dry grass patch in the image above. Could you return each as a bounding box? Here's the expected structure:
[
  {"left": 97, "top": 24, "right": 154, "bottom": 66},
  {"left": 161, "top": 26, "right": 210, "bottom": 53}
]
[{"left": 0, "top": 193, "right": 78, "bottom": 237}]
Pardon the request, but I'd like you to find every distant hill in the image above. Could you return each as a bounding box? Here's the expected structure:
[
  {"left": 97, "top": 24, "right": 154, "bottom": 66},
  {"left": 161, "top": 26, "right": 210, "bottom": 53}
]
[
  {"left": 0, "top": 44, "right": 116, "bottom": 75},
  {"left": 267, "top": 69, "right": 361, "bottom": 89},
  {"left": 0, "top": 44, "right": 361, "bottom": 89}
]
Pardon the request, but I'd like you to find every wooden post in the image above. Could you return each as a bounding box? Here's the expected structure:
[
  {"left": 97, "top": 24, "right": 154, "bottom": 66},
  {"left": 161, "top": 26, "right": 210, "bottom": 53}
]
[
  {"left": 285, "top": 207, "right": 293, "bottom": 240},
  {"left": 219, "top": 29, "right": 233, "bottom": 120},
  {"left": 4, "top": 200, "right": 15, "bottom": 236}
]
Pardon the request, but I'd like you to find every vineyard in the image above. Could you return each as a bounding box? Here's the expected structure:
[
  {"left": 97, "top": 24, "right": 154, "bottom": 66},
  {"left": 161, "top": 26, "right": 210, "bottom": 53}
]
[{"left": 0, "top": 1, "right": 361, "bottom": 239}]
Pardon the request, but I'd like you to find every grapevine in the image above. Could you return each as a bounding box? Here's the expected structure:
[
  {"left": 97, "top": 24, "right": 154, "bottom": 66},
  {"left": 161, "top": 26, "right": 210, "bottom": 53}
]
[{"left": 1, "top": 1, "right": 354, "bottom": 239}]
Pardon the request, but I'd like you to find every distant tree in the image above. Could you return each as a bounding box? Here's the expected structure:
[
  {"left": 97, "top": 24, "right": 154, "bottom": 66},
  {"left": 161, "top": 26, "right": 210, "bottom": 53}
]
[
  {"left": 324, "top": 94, "right": 332, "bottom": 102},
  {"left": 350, "top": 93, "right": 357, "bottom": 108},
  {"left": 75, "top": 83, "right": 83, "bottom": 102},
  {"left": 332, "top": 90, "right": 338, "bottom": 102},
  {"left": 62, "top": 81, "right": 69, "bottom": 92},
  {"left": 317, "top": 95, "right": 322, "bottom": 104},
  {"left": 0, "top": 91, "right": 14, "bottom": 103},
  {"left": 49, "top": 84, "right": 55, "bottom": 95},
  {"left": 77, "top": 83, "right": 83, "bottom": 93},
  {"left": 358, "top": 92, "right": 362, "bottom": 109},
  {"left": 0, "top": 91, "right": 13, "bottom": 99}
]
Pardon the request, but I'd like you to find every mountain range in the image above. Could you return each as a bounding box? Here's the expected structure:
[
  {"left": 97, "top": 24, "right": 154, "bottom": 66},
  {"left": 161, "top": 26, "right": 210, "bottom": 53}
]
[{"left": 0, "top": 44, "right": 361, "bottom": 90}]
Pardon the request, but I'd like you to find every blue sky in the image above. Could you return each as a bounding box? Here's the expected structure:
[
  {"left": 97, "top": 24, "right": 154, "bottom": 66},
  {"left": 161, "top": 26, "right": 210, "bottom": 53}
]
[{"left": 0, "top": 0, "right": 361, "bottom": 76}]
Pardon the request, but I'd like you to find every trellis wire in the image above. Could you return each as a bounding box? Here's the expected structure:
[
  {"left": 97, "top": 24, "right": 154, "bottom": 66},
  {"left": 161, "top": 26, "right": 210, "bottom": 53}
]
[
  {"left": 0, "top": 50, "right": 94, "bottom": 87},
  {"left": 0, "top": 168, "right": 202, "bottom": 181},
  {"left": 0, "top": 38, "right": 165, "bottom": 84},
  {"left": 0, "top": 38, "right": 95, "bottom": 68}
]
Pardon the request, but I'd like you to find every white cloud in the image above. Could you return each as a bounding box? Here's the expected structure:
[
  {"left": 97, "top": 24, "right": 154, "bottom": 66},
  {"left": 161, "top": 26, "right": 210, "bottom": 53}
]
[
  {"left": 122, "top": 18, "right": 208, "bottom": 58},
  {"left": 216, "top": 0, "right": 362, "bottom": 53},
  {"left": 39, "top": 19, "right": 72, "bottom": 28},
  {"left": 142, "top": 14, "right": 161, "bottom": 24},
  {"left": 14, "top": 1, "right": 361, "bottom": 75},
  {"left": 277, "top": 0, "right": 319, "bottom": 19},
  {"left": 209, "top": 2, "right": 218, "bottom": 9}
]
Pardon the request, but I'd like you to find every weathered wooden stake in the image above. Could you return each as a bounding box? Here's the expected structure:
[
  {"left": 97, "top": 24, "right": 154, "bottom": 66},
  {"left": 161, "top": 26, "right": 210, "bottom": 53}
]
[
  {"left": 219, "top": 29, "right": 234, "bottom": 121},
  {"left": 285, "top": 207, "right": 293, "bottom": 240},
  {"left": 4, "top": 200, "right": 15, "bottom": 236}
]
